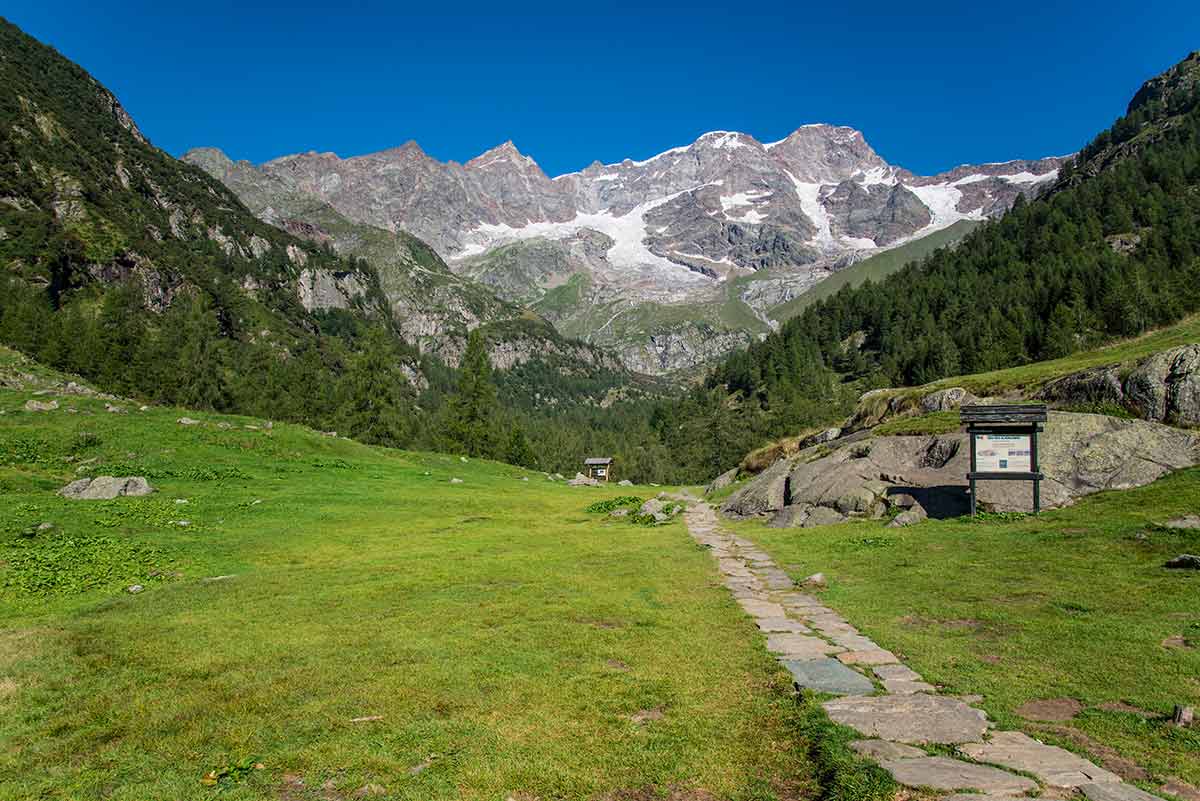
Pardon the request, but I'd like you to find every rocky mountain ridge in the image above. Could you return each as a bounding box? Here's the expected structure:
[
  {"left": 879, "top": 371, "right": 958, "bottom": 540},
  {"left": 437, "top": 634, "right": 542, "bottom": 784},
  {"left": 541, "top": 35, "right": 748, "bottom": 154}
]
[{"left": 192, "top": 127, "right": 1064, "bottom": 373}]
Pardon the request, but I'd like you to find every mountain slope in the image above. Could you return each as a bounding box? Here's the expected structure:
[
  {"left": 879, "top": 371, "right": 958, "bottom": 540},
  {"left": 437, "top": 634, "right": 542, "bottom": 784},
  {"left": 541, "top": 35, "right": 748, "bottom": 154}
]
[
  {"left": 183, "top": 147, "right": 528, "bottom": 365},
  {"left": 0, "top": 17, "right": 637, "bottom": 445},
  {"left": 196, "top": 127, "right": 1062, "bottom": 373},
  {"left": 705, "top": 50, "right": 1200, "bottom": 449}
]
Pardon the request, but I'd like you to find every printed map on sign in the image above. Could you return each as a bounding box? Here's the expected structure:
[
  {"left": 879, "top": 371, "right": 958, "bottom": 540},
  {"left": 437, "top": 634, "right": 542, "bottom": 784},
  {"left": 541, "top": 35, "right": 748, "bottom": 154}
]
[{"left": 975, "top": 434, "right": 1032, "bottom": 472}]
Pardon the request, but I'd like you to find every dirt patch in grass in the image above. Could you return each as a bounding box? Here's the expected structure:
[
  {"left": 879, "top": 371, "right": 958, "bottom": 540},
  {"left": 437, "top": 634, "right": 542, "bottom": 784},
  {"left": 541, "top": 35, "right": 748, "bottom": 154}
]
[
  {"left": 0, "top": 677, "right": 17, "bottom": 698},
  {"left": 595, "top": 785, "right": 717, "bottom": 801},
  {"left": 1163, "top": 634, "right": 1195, "bottom": 650},
  {"left": 1016, "top": 697, "right": 1084, "bottom": 722},
  {"left": 1162, "top": 778, "right": 1200, "bottom": 801},
  {"left": 629, "top": 707, "right": 665, "bottom": 725},
  {"left": 1031, "top": 722, "right": 1150, "bottom": 782},
  {"left": 0, "top": 627, "right": 42, "bottom": 667},
  {"left": 605, "top": 659, "right": 629, "bottom": 671},
  {"left": 1097, "top": 701, "right": 1158, "bottom": 718}
]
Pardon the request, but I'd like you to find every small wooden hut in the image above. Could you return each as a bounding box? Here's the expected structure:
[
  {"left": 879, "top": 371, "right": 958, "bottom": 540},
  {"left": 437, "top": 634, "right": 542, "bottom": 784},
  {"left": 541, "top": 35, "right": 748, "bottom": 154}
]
[{"left": 583, "top": 457, "right": 614, "bottom": 482}]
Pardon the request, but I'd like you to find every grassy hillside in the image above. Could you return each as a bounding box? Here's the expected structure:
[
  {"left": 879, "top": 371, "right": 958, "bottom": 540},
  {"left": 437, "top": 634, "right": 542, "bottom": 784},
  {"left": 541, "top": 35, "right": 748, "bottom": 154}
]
[
  {"left": 769, "top": 220, "right": 981, "bottom": 323},
  {"left": 728, "top": 471, "right": 1200, "bottom": 788},
  {"left": 0, "top": 349, "right": 822, "bottom": 800},
  {"left": 853, "top": 312, "right": 1200, "bottom": 430}
]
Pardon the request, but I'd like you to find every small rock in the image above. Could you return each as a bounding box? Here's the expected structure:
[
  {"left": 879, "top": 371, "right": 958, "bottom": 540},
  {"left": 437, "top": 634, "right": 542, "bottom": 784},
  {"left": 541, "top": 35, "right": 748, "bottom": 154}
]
[
  {"left": 104, "top": 403, "right": 125, "bottom": 414},
  {"left": 139, "top": 405, "right": 149, "bottom": 411},
  {"left": 610, "top": 509, "right": 629, "bottom": 517},
  {"left": 174, "top": 498, "right": 189, "bottom": 505},
  {"left": 888, "top": 501, "right": 928, "bottom": 528},
  {"left": 1164, "top": 516, "right": 1200, "bottom": 529},
  {"left": 177, "top": 417, "right": 200, "bottom": 425},
  {"left": 24, "top": 399, "right": 58, "bottom": 412},
  {"left": 126, "top": 585, "right": 144, "bottom": 594},
  {"left": 802, "top": 506, "right": 846, "bottom": 527},
  {"left": 617, "top": 479, "right": 634, "bottom": 486},
  {"left": 321, "top": 430, "right": 337, "bottom": 437},
  {"left": 350, "top": 715, "right": 384, "bottom": 723},
  {"left": 37, "top": 521, "right": 54, "bottom": 532},
  {"left": 59, "top": 476, "right": 155, "bottom": 500},
  {"left": 450, "top": 478, "right": 464, "bottom": 484},
  {"left": 460, "top": 456, "right": 469, "bottom": 463},
  {"left": 639, "top": 499, "right": 665, "bottom": 516},
  {"left": 705, "top": 467, "right": 739, "bottom": 495},
  {"left": 1165, "top": 554, "right": 1200, "bottom": 569},
  {"left": 801, "top": 572, "right": 826, "bottom": 589},
  {"left": 217, "top": 422, "right": 234, "bottom": 430},
  {"left": 1173, "top": 705, "right": 1195, "bottom": 727},
  {"left": 353, "top": 784, "right": 387, "bottom": 798}
]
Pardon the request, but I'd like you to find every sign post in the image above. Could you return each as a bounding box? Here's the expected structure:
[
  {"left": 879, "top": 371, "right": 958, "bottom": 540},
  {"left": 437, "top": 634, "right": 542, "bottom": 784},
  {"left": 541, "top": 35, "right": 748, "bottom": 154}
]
[{"left": 961, "top": 404, "right": 1047, "bottom": 515}]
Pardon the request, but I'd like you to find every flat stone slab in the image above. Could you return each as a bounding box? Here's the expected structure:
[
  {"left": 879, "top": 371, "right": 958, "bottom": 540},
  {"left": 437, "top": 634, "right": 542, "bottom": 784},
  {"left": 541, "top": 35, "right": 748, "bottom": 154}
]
[
  {"left": 959, "top": 731, "right": 1121, "bottom": 788},
  {"left": 943, "top": 795, "right": 1034, "bottom": 801},
  {"left": 1079, "top": 783, "right": 1165, "bottom": 801},
  {"left": 880, "top": 756, "right": 1038, "bottom": 794},
  {"left": 823, "top": 694, "right": 990, "bottom": 744},
  {"left": 837, "top": 648, "right": 899, "bottom": 666},
  {"left": 767, "top": 633, "right": 843, "bottom": 660},
  {"left": 849, "top": 739, "right": 926, "bottom": 760},
  {"left": 738, "top": 599, "right": 787, "bottom": 618},
  {"left": 874, "top": 664, "right": 923, "bottom": 682},
  {"left": 783, "top": 658, "right": 875, "bottom": 695},
  {"left": 830, "top": 632, "right": 880, "bottom": 651},
  {"left": 755, "top": 617, "right": 811, "bottom": 633},
  {"left": 776, "top": 592, "right": 824, "bottom": 606},
  {"left": 882, "top": 678, "right": 936, "bottom": 695}
]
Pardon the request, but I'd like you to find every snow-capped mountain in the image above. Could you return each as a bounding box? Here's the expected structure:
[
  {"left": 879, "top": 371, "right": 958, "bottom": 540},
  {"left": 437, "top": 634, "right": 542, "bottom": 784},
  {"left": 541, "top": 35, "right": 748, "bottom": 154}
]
[{"left": 193, "top": 126, "right": 1064, "bottom": 373}]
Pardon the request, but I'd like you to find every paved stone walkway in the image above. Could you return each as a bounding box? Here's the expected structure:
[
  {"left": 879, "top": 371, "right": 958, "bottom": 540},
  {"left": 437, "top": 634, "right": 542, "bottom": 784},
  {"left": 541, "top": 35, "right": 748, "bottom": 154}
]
[{"left": 684, "top": 502, "right": 1154, "bottom": 798}]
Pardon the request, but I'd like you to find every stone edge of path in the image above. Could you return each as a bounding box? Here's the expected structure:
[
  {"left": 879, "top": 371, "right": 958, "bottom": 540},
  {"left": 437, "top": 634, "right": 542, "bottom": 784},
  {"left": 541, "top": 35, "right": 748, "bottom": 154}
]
[{"left": 683, "top": 502, "right": 1161, "bottom": 801}]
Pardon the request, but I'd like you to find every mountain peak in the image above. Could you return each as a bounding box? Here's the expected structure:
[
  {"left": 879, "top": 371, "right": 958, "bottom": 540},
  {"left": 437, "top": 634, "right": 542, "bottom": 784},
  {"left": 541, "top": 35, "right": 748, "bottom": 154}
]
[{"left": 467, "top": 140, "right": 535, "bottom": 170}]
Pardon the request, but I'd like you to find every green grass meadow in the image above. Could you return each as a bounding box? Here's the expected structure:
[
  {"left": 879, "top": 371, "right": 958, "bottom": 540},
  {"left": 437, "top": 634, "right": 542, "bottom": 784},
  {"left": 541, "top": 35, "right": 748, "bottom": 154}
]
[
  {"left": 0, "top": 375, "right": 820, "bottom": 800},
  {"left": 730, "top": 472, "right": 1200, "bottom": 787}
]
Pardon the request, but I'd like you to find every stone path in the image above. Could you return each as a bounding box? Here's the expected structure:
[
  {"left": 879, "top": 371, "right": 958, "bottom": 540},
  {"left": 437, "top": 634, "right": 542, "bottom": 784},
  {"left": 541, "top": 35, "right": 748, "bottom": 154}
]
[{"left": 684, "top": 502, "right": 1156, "bottom": 799}]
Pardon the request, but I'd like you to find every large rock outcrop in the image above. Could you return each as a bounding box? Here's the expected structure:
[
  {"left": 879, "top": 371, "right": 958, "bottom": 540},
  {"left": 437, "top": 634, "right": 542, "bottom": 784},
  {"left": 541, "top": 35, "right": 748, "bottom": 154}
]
[
  {"left": 1038, "top": 345, "right": 1200, "bottom": 426},
  {"left": 722, "top": 412, "right": 1200, "bottom": 522}
]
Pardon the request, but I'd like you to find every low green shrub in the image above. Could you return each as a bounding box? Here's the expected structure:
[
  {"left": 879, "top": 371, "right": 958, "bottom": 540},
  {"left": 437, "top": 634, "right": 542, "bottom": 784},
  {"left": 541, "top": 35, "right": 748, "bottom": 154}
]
[{"left": 585, "top": 496, "right": 642, "bottom": 514}]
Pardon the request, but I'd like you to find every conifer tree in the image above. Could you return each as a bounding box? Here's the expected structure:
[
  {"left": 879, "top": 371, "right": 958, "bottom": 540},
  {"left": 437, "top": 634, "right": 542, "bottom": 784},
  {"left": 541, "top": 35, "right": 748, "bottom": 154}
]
[
  {"left": 334, "top": 325, "right": 415, "bottom": 448},
  {"left": 443, "top": 329, "right": 499, "bottom": 458},
  {"left": 505, "top": 425, "right": 537, "bottom": 469}
]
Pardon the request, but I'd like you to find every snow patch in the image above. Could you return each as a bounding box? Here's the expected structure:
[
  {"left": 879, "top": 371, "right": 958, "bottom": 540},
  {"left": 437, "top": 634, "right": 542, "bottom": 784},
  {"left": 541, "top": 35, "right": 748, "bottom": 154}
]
[
  {"left": 840, "top": 235, "right": 878, "bottom": 250},
  {"left": 785, "top": 171, "right": 836, "bottom": 251},
  {"left": 857, "top": 166, "right": 897, "bottom": 186},
  {"left": 453, "top": 186, "right": 723, "bottom": 287}
]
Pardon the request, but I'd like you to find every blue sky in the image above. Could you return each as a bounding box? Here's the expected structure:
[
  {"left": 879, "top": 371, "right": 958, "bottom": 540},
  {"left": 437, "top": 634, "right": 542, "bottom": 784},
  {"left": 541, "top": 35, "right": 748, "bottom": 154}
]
[{"left": 5, "top": 1, "right": 1199, "bottom": 176}]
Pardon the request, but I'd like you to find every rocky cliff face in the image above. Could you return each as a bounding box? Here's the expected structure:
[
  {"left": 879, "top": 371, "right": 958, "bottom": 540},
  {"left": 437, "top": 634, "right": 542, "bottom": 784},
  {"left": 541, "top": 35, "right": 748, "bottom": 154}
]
[{"left": 193, "top": 122, "right": 1063, "bottom": 374}]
